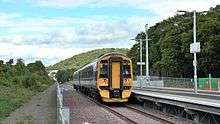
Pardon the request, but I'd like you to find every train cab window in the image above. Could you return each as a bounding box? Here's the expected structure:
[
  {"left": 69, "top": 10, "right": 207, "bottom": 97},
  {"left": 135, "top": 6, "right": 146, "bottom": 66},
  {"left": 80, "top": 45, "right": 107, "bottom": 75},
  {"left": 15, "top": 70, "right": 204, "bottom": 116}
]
[
  {"left": 100, "top": 64, "right": 108, "bottom": 78},
  {"left": 123, "top": 65, "right": 131, "bottom": 78}
]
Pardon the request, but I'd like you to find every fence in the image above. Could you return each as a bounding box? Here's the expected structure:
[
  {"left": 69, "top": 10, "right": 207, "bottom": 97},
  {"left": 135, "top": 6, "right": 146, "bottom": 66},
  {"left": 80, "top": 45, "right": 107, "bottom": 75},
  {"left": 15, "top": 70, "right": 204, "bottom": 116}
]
[
  {"left": 57, "top": 83, "right": 69, "bottom": 124},
  {"left": 134, "top": 76, "right": 194, "bottom": 89}
]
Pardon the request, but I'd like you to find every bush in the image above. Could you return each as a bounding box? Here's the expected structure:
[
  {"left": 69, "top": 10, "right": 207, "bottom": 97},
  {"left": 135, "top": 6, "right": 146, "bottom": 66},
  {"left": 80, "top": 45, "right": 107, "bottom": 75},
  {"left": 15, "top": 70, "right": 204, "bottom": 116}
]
[{"left": 0, "top": 59, "right": 53, "bottom": 120}]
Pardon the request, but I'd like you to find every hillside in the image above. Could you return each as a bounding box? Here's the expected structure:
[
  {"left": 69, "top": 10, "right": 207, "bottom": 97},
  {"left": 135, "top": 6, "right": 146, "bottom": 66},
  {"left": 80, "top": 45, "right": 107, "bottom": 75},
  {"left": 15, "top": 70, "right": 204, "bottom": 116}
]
[
  {"left": 48, "top": 48, "right": 128, "bottom": 70},
  {"left": 128, "top": 5, "right": 220, "bottom": 77}
]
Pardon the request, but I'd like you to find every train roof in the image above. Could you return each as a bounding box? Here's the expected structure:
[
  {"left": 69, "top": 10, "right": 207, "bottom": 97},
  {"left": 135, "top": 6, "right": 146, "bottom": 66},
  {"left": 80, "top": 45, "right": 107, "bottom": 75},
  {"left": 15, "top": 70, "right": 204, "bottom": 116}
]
[
  {"left": 73, "top": 60, "right": 98, "bottom": 74},
  {"left": 98, "top": 52, "right": 128, "bottom": 59},
  {"left": 73, "top": 52, "right": 129, "bottom": 75}
]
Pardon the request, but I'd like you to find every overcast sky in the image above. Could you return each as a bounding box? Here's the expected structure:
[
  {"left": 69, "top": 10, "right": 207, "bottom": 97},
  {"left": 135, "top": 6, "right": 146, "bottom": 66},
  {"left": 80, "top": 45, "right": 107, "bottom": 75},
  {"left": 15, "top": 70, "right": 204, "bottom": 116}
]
[{"left": 0, "top": 0, "right": 219, "bottom": 65}]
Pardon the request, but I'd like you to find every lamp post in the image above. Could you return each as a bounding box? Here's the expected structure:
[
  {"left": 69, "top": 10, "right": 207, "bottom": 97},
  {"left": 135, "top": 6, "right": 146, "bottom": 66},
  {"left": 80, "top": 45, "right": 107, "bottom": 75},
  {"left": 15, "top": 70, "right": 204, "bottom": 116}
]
[
  {"left": 193, "top": 10, "right": 198, "bottom": 94},
  {"left": 177, "top": 10, "right": 200, "bottom": 94},
  {"left": 130, "top": 38, "right": 145, "bottom": 76},
  {"left": 140, "top": 39, "right": 143, "bottom": 76},
  {"left": 131, "top": 38, "right": 145, "bottom": 88},
  {"left": 145, "top": 24, "right": 149, "bottom": 79},
  {"left": 145, "top": 24, "right": 152, "bottom": 79}
]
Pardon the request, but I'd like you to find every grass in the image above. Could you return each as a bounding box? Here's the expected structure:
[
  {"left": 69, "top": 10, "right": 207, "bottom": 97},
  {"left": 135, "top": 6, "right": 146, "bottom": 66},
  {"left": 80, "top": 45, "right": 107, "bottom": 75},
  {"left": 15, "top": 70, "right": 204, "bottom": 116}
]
[{"left": 0, "top": 85, "right": 36, "bottom": 121}]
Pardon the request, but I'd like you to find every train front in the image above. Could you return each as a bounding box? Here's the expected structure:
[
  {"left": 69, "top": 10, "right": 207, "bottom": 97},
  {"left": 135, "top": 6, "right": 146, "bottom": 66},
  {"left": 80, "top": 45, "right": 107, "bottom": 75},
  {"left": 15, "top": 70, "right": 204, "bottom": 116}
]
[{"left": 97, "top": 53, "right": 133, "bottom": 102}]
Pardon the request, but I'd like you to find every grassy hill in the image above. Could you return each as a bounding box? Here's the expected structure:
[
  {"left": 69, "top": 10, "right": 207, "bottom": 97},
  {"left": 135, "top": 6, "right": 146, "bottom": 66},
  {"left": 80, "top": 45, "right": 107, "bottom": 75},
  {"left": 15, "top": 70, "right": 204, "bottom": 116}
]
[{"left": 48, "top": 48, "right": 128, "bottom": 70}]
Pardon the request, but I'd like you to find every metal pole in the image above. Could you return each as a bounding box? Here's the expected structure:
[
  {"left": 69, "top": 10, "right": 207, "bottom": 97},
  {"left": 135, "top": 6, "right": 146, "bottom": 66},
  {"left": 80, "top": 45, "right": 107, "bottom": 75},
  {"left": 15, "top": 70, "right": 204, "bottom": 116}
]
[
  {"left": 193, "top": 10, "right": 198, "bottom": 94},
  {"left": 140, "top": 39, "right": 143, "bottom": 76},
  {"left": 145, "top": 24, "right": 149, "bottom": 79},
  {"left": 209, "top": 74, "right": 211, "bottom": 90}
]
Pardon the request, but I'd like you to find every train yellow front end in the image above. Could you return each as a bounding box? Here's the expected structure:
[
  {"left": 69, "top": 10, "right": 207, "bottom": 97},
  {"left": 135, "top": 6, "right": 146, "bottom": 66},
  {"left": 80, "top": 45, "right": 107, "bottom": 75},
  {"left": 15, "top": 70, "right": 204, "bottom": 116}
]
[
  {"left": 97, "top": 53, "right": 133, "bottom": 102},
  {"left": 73, "top": 53, "right": 133, "bottom": 103}
]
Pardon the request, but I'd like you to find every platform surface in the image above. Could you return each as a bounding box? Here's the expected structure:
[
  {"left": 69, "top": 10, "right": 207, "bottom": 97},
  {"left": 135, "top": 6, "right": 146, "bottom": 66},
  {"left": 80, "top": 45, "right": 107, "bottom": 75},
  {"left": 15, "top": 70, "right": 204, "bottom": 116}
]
[{"left": 132, "top": 89, "right": 220, "bottom": 108}]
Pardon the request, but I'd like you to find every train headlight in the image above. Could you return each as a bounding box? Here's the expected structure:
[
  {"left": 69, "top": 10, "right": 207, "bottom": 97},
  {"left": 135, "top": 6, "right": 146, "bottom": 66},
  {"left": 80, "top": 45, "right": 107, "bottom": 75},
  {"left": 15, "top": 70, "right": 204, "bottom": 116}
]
[
  {"left": 103, "top": 78, "right": 108, "bottom": 82},
  {"left": 123, "top": 86, "right": 131, "bottom": 90},
  {"left": 123, "top": 78, "right": 130, "bottom": 84},
  {"left": 103, "top": 78, "right": 108, "bottom": 85}
]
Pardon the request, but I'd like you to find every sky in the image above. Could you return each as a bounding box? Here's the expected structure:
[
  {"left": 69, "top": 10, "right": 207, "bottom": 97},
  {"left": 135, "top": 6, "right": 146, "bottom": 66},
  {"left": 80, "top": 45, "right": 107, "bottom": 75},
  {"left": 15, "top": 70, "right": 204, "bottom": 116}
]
[{"left": 0, "top": 0, "right": 219, "bottom": 66}]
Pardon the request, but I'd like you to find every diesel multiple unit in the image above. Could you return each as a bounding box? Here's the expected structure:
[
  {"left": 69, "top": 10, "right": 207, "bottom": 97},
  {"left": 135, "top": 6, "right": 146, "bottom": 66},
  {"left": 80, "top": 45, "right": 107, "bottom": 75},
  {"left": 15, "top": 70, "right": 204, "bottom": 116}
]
[{"left": 73, "top": 53, "right": 133, "bottom": 102}]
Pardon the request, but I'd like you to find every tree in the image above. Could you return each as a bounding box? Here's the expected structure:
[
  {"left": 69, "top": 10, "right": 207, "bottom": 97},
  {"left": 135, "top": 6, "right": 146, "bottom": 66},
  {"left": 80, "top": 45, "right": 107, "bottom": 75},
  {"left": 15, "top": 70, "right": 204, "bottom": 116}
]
[
  {"left": 127, "top": 5, "right": 220, "bottom": 78},
  {"left": 0, "top": 59, "right": 52, "bottom": 88},
  {"left": 55, "top": 69, "right": 75, "bottom": 83},
  {"left": 15, "top": 59, "right": 28, "bottom": 75},
  {"left": 6, "top": 59, "right": 13, "bottom": 65},
  {"left": 27, "top": 60, "right": 47, "bottom": 76}
]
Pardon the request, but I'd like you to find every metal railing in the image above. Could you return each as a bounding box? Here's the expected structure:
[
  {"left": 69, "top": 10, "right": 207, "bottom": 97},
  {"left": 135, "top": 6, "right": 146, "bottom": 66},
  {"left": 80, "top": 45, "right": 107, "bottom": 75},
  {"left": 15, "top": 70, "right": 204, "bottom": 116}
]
[
  {"left": 57, "top": 83, "right": 69, "bottom": 124},
  {"left": 134, "top": 76, "right": 193, "bottom": 89},
  {"left": 134, "top": 76, "right": 220, "bottom": 92}
]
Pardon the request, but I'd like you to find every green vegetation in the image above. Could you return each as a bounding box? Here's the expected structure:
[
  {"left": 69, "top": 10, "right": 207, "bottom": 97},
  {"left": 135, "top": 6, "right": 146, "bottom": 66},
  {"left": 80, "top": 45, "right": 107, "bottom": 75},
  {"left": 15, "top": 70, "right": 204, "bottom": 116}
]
[
  {"left": 0, "top": 59, "right": 53, "bottom": 121},
  {"left": 55, "top": 69, "right": 75, "bottom": 84},
  {"left": 128, "top": 5, "right": 220, "bottom": 77},
  {"left": 49, "top": 48, "right": 128, "bottom": 83}
]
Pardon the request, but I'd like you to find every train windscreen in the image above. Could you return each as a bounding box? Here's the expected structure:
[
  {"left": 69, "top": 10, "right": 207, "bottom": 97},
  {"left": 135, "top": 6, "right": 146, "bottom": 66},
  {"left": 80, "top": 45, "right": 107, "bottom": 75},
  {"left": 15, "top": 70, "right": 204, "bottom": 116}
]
[
  {"left": 122, "top": 65, "right": 131, "bottom": 78},
  {"left": 100, "top": 64, "right": 108, "bottom": 78}
]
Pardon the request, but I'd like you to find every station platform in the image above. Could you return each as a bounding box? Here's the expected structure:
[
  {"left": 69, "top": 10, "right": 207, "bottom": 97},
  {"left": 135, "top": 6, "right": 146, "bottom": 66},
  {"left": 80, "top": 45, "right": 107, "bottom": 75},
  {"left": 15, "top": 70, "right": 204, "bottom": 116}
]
[{"left": 132, "top": 88, "right": 220, "bottom": 115}]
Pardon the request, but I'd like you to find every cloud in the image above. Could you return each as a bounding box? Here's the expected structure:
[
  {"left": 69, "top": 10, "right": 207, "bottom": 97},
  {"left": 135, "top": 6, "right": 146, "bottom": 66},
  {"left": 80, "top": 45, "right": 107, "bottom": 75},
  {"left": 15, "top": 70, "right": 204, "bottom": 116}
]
[
  {"left": 0, "top": 15, "right": 147, "bottom": 65},
  {"left": 0, "top": 42, "right": 96, "bottom": 65},
  {"left": 0, "top": 0, "right": 219, "bottom": 65},
  {"left": 0, "top": 15, "right": 145, "bottom": 47}
]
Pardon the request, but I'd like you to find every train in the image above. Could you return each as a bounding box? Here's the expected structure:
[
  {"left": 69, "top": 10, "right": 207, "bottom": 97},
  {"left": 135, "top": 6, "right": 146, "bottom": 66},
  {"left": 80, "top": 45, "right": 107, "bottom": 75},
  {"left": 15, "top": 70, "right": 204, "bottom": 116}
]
[{"left": 73, "top": 53, "right": 133, "bottom": 102}]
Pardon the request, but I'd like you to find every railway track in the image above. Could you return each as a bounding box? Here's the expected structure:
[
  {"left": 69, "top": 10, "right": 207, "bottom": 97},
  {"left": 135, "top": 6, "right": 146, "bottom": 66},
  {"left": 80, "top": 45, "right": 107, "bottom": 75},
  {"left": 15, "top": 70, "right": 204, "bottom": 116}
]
[
  {"left": 86, "top": 96, "right": 173, "bottom": 124},
  {"left": 87, "top": 97, "right": 138, "bottom": 124},
  {"left": 66, "top": 83, "right": 191, "bottom": 124},
  {"left": 66, "top": 83, "right": 175, "bottom": 124},
  {"left": 125, "top": 105, "right": 174, "bottom": 124},
  {"left": 66, "top": 82, "right": 173, "bottom": 124}
]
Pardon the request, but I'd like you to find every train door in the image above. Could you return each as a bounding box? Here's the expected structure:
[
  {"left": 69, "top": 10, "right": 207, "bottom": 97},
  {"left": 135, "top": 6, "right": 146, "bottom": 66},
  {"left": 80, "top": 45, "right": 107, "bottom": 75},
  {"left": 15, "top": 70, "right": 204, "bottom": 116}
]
[{"left": 111, "top": 62, "right": 121, "bottom": 89}]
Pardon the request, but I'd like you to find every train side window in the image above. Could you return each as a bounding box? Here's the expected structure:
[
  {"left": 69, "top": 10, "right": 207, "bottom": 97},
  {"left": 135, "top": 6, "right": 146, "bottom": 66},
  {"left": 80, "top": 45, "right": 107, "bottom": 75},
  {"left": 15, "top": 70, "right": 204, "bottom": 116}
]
[
  {"left": 100, "top": 64, "right": 108, "bottom": 78},
  {"left": 123, "top": 65, "right": 131, "bottom": 78}
]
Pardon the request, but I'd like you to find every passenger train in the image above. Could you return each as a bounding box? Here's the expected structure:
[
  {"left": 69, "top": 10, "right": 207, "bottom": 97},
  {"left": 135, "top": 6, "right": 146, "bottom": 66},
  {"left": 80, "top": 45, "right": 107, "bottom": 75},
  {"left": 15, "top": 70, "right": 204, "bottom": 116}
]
[{"left": 73, "top": 53, "right": 133, "bottom": 102}]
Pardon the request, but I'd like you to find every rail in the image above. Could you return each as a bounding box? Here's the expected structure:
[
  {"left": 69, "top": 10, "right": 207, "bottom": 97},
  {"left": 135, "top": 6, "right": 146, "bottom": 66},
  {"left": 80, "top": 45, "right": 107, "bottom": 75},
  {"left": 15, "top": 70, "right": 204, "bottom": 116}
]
[
  {"left": 75, "top": 90, "right": 138, "bottom": 124},
  {"left": 125, "top": 105, "right": 175, "bottom": 124},
  {"left": 57, "top": 83, "right": 69, "bottom": 124}
]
